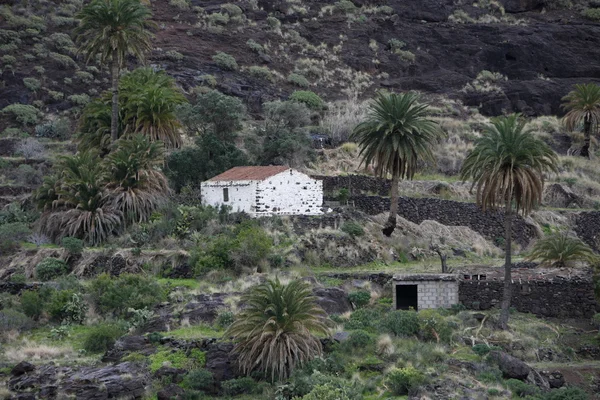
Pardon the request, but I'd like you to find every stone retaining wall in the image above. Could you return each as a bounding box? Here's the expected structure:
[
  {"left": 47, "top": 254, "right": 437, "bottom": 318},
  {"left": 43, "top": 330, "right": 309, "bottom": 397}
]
[
  {"left": 350, "top": 195, "right": 538, "bottom": 247},
  {"left": 574, "top": 211, "right": 600, "bottom": 251},
  {"left": 459, "top": 276, "right": 598, "bottom": 318}
]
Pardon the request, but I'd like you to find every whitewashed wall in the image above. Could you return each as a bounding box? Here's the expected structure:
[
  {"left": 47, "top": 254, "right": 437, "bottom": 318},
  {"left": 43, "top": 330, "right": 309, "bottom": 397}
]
[
  {"left": 255, "top": 170, "right": 322, "bottom": 216},
  {"left": 200, "top": 169, "right": 323, "bottom": 216},
  {"left": 201, "top": 181, "right": 257, "bottom": 213}
]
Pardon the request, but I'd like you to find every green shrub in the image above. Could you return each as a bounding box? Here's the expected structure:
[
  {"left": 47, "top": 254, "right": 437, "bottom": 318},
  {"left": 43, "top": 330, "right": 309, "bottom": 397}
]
[
  {"left": 246, "top": 39, "right": 263, "bottom": 53},
  {"left": 35, "top": 257, "right": 68, "bottom": 281},
  {"left": 341, "top": 221, "right": 364, "bottom": 237},
  {"left": 212, "top": 52, "right": 238, "bottom": 71},
  {"left": 347, "top": 291, "right": 371, "bottom": 308},
  {"left": 582, "top": 8, "right": 600, "bottom": 21},
  {"left": 302, "top": 383, "right": 352, "bottom": 400},
  {"left": 61, "top": 293, "right": 88, "bottom": 324},
  {"left": 248, "top": 65, "right": 273, "bottom": 81},
  {"left": 23, "top": 77, "right": 41, "bottom": 92},
  {"left": 0, "top": 222, "right": 30, "bottom": 254},
  {"left": 266, "top": 16, "right": 281, "bottom": 30},
  {"left": 472, "top": 343, "right": 501, "bottom": 357},
  {"left": 215, "top": 311, "right": 234, "bottom": 328},
  {"left": 221, "top": 377, "right": 259, "bottom": 396},
  {"left": 1, "top": 55, "right": 16, "bottom": 65},
  {"left": 545, "top": 387, "right": 588, "bottom": 400},
  {"left": 344, "top": 307, "right": 383, "bottom": 331},
  {"left": 334, "top": 0, "right": 357, "bottom": 13},
  {"left": 83, "top": 324, "right": 125, "bottom": 353},
  {"left": 207, "top": 12, "right": 230, "bottom": 25},
  {"left": 1, "top": 104, "right": 40, "bottom": 126},
  {"left": 290, "top": 90, "right": 324, "bottom": 110},
  {"left": 49, "top": 52, "right": 77, "bottom": 68},
  {"left": 61, "top": 237, "right": 83, "bottom": 255},
  {"left": 47, "top": 289, "right": 73, "bottom": 321},
  {"left": 150, "top": 348, "right": 206, "bottom": 372},
  {"left": 417, "top": 309, "right": 452, "bottom": 342},
  {"left": 20, "top": 290, "right": 43, "bottom": 320},
  {"left": 0, "top": 309, "right": 34, "bottom": 332},
  {"left": 165, "top": 50, "right": 184, "bottom": 62},
  {"left": 385, "top": 366, "right": 426, "bottom": 395},
  {"left": 381, "top": 310, "right": 419, "bottom": 336},
  {"left": 347, "top": 329, "right": 374, "bottom": 349},
  {"left": 506, "top": 378, "right": 540, "bottom": 398},
  {"left": 221, "top": 3, "right": 243, "bottom": 16},
  {"left": 169, "top": 0, "right": 190, "bottom": 9},
  {"left": 288, "top": 73, "right": 310, "bottom": 88},
  {"left": 182, "top": 368, "right": 213, "bottom": 391},
  {"left": 88, "top": 273, "right": 167, "bottom": 317},
  {"left": 68, "top": 94, "right": 90, "bottom": 106}
]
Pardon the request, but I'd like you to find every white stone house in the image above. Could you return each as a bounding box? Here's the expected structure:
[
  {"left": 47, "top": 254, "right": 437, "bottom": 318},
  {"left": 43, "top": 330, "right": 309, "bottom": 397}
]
[{"left": 200, "top": 166, "right": 323, "bottom": 216}]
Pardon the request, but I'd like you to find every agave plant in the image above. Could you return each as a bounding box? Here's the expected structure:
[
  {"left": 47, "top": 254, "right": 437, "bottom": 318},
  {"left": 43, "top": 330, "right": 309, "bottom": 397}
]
[
  {"left": 105, "top": 134, "right": 169, "bottom": 223},
  {"left": 527, "top": 232, "right": 598, "bottom": 268},
  {"left": 226, "top": 279, "right": 331, "bottom": 381},
  {"left": 38, "top": 151, "right": 122, "bottom": 245}
]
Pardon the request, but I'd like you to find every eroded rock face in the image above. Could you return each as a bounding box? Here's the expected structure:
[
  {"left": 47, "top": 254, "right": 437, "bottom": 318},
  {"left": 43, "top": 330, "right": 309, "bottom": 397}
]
[
  {"left": 181, "top": 293, "right": 228, "bottom": 324},
  {"left": 489, "top": 351, "right": 531, "bottom": 380},
  {"left": 313, "top": 287, "right": 353, "bottom": 315},
  {"left": 102, "top": 335, "right": 156, "bottom": 363},
  {"left": 8, "top": 362, "right": 149, "bottom": 400},
  {"left": 499, "top": 0, "right": 545, "bottom": 12},
  {"left": 205, "top": 342, "right": 241, "bottom": 383}
]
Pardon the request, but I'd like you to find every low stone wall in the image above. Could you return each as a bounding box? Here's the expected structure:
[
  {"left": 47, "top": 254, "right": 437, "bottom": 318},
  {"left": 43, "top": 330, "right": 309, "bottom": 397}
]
[
  {"left": 459, "top": 276, "right": 598, "bottom": 318},
  {"left": 574, "top": 211, "right": 600, "bottom": 251},
  {"left": 312, "top": 174, "right": 390, "bottom": 196},
  {"left": 350, "top": 195, "right": 538, "bottom": 247}
]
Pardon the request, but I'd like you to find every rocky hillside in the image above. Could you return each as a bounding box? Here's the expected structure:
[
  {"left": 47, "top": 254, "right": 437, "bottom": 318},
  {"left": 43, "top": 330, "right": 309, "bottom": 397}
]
[{"left": 2, "top": 0, "right": 600, "bottom": 130}]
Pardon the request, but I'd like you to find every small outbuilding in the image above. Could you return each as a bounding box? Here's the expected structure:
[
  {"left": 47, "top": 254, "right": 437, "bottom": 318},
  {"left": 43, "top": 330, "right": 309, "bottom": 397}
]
[
  {"left": 201, "top": 166, "right": 323, "bottom": 217},
  {"left": 393, "top": 274, "right": 459, "bottom": 310}
]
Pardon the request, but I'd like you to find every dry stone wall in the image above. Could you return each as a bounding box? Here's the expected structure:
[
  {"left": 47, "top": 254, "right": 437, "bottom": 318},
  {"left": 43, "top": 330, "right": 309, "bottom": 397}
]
[{"left": 459, "top": 276, "right": 598, "bottom": 318}]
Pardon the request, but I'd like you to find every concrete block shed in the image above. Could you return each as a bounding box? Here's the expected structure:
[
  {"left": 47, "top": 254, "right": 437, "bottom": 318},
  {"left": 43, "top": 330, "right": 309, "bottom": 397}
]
[{"left": 393, "top": 274, "right": 459, "bottom": 310}]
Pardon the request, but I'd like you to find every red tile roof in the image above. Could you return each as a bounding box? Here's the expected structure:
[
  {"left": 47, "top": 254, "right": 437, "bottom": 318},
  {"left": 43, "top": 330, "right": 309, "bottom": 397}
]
[{"left": 207, "top": 166, "right": 290, "bottom": 181}]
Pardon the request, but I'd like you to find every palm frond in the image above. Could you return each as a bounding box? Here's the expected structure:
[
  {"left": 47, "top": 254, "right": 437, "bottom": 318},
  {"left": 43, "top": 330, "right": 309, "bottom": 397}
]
[
  {"left": 460, "top": 114, "right": 558, "bottom": 215},
  {"left": 561, "top": 83, "right": 600, "bottom": 133},
  {"left": 226, "top": 279, "right": 332, "bottom": 381},
  {"left": 527, "top": 232, "right": 598, "bottom": 268}
]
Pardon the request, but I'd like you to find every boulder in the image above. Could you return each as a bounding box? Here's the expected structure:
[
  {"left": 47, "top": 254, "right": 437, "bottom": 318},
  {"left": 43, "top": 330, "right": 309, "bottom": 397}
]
[
  {"left": 102, "top": 335, "right": 156, "bottom": 363},
  {"left": 540, "top": 370, "right": 565, "bottom": 388},
  {"left": 205, "top": 342, "right": 240, "bottom": 383},
  {"left": 333, "top": 331, "right": 350, "bottom": 342},
  {"left": 157, "top": 384, "right": 185, "bottom": 400},
  {"left": 543, "top": 183, "right": 583, "bottom": 208},
  {"left": 489, "top": 351, "right": 531, "bottom": 380},
  {"left": 11, "top": 361, "right": 35, "bottom": 377},
  {"left": 313, "top": 287, "right": 352, "bottom": 315}
]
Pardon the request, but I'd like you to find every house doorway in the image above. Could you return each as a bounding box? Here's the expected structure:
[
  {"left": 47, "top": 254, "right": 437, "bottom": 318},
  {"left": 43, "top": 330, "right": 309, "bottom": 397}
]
[{"left": 396, "top": 284, "right": 418, "bottom": 310}]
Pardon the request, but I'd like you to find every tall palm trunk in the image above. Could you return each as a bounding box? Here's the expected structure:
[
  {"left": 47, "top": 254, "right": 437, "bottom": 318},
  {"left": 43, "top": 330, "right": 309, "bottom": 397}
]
[
  {"left": 110, "top": 49, "right": 120, "bottom": 143},
  {"left": 382, "top": 171, "right": 400, "bottom": 237},
  {"left": 581, "top": 115, "right": 591, "bottom": 159},
  {"left": 498, "top": 198, "right": 513, "bottom": 329}
]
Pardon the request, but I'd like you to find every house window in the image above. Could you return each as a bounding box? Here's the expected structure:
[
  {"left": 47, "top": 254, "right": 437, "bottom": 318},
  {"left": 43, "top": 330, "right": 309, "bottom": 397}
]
[{"left": 223, "top": 188, "right": 229, "bottom": 202}]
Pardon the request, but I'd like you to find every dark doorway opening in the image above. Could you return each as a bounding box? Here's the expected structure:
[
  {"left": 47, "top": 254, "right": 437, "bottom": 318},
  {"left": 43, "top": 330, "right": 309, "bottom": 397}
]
[{"left": 396, "top": 284, "right": 418, "bottom": 310}]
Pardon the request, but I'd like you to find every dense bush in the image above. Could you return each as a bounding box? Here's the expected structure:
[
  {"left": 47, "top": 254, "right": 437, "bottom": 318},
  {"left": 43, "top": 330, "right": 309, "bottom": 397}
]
[
  {"left": 583, "top": 8, "right": 600, "bottom": 21},
  {"left": 288, "top": 73, "right": 310, "bottom": 88},
  {"left": 20, "top": 290, "right": 43, "bottom": 320},
  {"left": 385, "top": 366, "right": 426, "bottom": 395},
  {"left": 346, "top": 329, "right": 374, "bottom": 349},
  {"left": 212, "top": 51, "right": 238, "bottom": 70},
  {"left": 285, "top": 370, "right": 363, "bottom": 399},
  {"left": 88, "top": 273, "right": 167, "bottom": 317},
  {"left": 221, "top": 377, "right": 259, "bottom": 396},
  {"left": 150, "top": 348, "right": 206, "bottom": 372},
  {"left": 302, "top": 383, "right": 352, "bottom": 400},
  {"left": 341, "top": 221, "right": 365, "bottom": 237},
  {"left": 290, "top": 90, "right": 325, "bottom": 110},
  {"left": 381, "top": 310, "right": 419, "bottom": 337},
  {"left": 0, "top": 309, "right": 34, "bottom": 332},
  {"left": 347, "top": 291, "right": 371, "bottom": 308},
  {"left": 182, "top": 368, "right": 214, "bottom": 391},
  {"left": 83, "top": 324, "right": 126, "bottom": 353},
  {"left": 1, "top": 104, "right": 40, "bottom": 126},
  {"left": 545, "top": 387, "right": 588, "bottom": 400},
  {"left": 248, "top": 66, "right": 273, "bottom": 81},
  {"left": 0, "top": 222, "right": 30, "bottom": 255},
  {"left": 418, "top": 309, "right": 452, "bottom": 342},
  {"left": 61, "top": 237, "right": 84, "bottom": 255},
  {"left": 47, "top": 289, "right": 75, "bottom": 322},
  {"left": 35, "top": 257, "right": 68, "bottom": 281},
  {"left": 506, "top": 379, "right": 540, "bottom": 398}
]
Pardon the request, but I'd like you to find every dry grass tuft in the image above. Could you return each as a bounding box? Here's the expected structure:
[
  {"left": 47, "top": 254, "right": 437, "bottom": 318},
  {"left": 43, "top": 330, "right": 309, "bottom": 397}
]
[{"left": 4, "top": 341, "right": 75, "bottom": 361}]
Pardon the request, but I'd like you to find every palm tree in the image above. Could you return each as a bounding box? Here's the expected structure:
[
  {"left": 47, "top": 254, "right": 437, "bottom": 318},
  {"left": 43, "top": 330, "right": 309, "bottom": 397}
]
[
  {"left": 351, "top": 92, "right": 443, "bottom": 236},
  {"left": 460, "top": 114, "right": 558, "bottom": 329},
  {"left": 226, "top": 279, "right": 331, "bottom": 381},
  {"left": 77, "top": 68, "right": 186, "bottom": 150},
  {"left": 38, "top": 151, "right": 122, "bottom": 245},
  {"left": 561, "top": 83, "right": 600, "bottom": 158},
  {"left": 120, "top": 68, "right": 186, "bottom": 148},
  {"left": 527, "top": 232, "right": 597, "bottom": 268},
  {"left": 105, "top": 134, "right": 169, "bottom": 223},
  {"left": 75, "top": 0, "right": 154, "bottom": 144}
]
